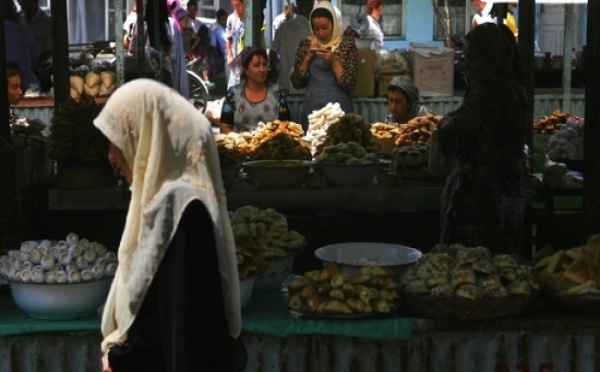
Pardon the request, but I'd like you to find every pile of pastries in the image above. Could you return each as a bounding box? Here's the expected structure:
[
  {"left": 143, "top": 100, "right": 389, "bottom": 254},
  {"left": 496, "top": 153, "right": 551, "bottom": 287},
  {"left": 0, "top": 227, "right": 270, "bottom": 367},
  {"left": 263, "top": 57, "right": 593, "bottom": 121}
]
[
  {"left": 401, "top": 244, "right": 538, "bottom": 300},
  {"left": 370, "top": 123, "right": 399, "bottom": 141},
  {"left": 215, "top": 132, "right": 253, "bottom": 166},
  {"left": 286, "top": 263, "right": 398, "bottom": 315},
  {"left": 395, "top": 114, "right": 441, "bottom": 147},
  {"left": 215, "top": 121, "right": 311, "bottom": 164},
  {"left": 230, "top": 206, "right": 306, "bottom": 279},
  {"left": 533, "top": 109, "right": 582, "bottom": 134},
  {"left": 535, "top": 234, "right": 600, "bottom": 296},
  {"left": 250, "top": 121, "right": 311, "bottom": 161},
  {"left": 370, "top": 123, "right": 399, "bottom": 156}
]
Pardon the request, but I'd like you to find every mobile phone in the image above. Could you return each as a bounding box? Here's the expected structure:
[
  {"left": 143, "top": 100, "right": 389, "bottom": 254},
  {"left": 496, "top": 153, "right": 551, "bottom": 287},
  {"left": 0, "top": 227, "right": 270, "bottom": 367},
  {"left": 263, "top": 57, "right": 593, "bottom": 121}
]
[{"left": 309, "top": 48, "right": 319, "bottom": 52}]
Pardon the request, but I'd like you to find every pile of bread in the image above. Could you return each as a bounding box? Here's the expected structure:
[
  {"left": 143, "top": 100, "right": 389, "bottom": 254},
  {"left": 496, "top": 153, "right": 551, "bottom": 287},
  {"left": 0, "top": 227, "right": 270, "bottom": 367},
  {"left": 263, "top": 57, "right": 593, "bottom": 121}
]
[
  {"left": 535, "top": 234, "right": 600, "bottom": 296},
  {"left": 286, "top": 263, "right": 398, "bottom": 315},
  {"left": 401, "top": 244, "right": 538, "bottom": 300},
  {"left": 70, "top": 71, "right": 116, "bottom": 99}
]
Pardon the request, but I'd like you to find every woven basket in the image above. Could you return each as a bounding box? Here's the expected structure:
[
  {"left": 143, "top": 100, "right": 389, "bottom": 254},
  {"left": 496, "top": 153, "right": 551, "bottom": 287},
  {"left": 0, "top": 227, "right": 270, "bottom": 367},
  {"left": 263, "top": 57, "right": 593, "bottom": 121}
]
[{"left": 404, "top": 293, "right": 538, "bottom": 320}]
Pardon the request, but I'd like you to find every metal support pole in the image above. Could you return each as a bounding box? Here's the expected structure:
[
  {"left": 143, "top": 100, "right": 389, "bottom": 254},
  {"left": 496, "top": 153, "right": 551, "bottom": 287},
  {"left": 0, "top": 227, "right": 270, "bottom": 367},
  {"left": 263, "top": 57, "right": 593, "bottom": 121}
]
[
  {"left": 244, "top": 0, "right": 263, "bottom": 48},
  {"left": 51, "top": 0, "right": 71, "bottom": 109},
  {"left": 135, "top": 0, "right": 145, "bottom": 76},
  {"left": 584, "top": 0, "right": 600, "bottom": 237},
  {"left": 562, "top": 4, "right": 576, "bottom": 113},
  {"left": 0, "top": 20, "right": 10, "bottom": 142},
  {"left": 115, "top": 0, "right": 125, "bottom": 87},
  {"left": 518, "top": 0, "right": 535, "bottom": 155}
]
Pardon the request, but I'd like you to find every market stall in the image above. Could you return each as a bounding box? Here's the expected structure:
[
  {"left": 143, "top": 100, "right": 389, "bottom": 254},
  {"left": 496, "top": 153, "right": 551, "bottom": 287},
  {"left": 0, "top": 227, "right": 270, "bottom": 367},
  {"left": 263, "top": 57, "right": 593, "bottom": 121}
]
[
  {"left": 2, "top": 286, "right": 600, "bottom": 372},
  {"left": 0, "top": 2, "right": 598, "bottom": 372}
]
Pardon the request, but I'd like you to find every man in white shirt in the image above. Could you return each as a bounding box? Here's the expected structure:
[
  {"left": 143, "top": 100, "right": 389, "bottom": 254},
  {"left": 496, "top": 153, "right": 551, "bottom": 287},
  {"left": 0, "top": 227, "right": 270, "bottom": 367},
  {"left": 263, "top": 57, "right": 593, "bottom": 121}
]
[
  {"left": 226, "top": 0, "right": 245, "bottom": 88},
  {"left": 186, "top": 0, "right": 202, "bottom": 34}
]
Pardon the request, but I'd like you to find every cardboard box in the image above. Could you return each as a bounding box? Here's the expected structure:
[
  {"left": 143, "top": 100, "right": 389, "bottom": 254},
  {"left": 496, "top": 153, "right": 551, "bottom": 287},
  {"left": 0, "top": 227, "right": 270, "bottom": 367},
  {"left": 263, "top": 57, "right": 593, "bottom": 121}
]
[
  {"left": 352, "top": 50, "right": 376, "bottom": 97},
  {"left": 408, "top": 43, "right": 455, "bottom": 96}
]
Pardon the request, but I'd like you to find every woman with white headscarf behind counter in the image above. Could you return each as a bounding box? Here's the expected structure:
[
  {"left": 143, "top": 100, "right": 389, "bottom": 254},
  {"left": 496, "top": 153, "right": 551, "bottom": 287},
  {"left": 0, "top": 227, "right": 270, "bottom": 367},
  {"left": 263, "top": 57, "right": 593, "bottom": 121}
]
[
  {"left": 94, "top": 79, "right": 242, "bottom": 372},
  {"left": 290, "top": 1, "right": 358, "bottom": 130}
]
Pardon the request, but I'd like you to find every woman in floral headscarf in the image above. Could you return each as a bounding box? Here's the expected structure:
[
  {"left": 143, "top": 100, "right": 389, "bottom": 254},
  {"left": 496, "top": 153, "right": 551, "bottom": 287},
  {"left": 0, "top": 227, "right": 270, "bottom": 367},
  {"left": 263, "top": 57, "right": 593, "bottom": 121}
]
[
  {"left": 95, "top": 79, "right": 242, "bottom": 372},
  {"left": 290, "top": 1, "right": 358, "bottom": 130}
]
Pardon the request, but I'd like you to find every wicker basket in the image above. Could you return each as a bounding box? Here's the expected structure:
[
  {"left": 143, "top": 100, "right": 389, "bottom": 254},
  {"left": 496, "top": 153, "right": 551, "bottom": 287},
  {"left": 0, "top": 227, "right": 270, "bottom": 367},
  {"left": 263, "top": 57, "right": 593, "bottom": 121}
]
[
  {"left": 542, "top": 291, "right": 600, "bottom": 315},
  {"left": 403, "top": 293, "right": 538, "bottom": 320}
]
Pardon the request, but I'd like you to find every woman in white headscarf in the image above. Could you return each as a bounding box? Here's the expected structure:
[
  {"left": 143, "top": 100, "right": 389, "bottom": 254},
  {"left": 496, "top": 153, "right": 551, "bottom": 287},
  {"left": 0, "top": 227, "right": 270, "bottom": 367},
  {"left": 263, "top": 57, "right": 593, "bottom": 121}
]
[
  {"left": 95, "top": 79, "right": 242, "bottom": 372},
  {"left": 290, "top": 1, "right": 358, "bottom": 130}
]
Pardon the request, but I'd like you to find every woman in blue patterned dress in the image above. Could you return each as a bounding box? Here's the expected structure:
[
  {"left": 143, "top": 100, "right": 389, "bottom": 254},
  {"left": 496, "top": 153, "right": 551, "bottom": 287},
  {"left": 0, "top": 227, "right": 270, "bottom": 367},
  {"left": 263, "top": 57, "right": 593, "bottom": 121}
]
[{"left": 219, "top": 47, "right": 291, "bottom": 133}]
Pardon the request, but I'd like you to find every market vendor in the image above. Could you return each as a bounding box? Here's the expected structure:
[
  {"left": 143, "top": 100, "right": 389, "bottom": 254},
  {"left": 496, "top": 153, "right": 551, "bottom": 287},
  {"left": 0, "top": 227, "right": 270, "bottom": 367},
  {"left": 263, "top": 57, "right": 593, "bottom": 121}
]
[
  {"left": 291, "top": 1, "right": 358, "bottom": 131},
  {"left": 385, "top": 75, "right": 420, "bottom": 125},
  {"left": 219, "top": 47, "right": 291, "bottom": 133},
  {"left": 7, "top": 68, "right": 23, "bottom": 124},
  {"left": 437, "top": 23, "right": 527, "bottom": 254}
]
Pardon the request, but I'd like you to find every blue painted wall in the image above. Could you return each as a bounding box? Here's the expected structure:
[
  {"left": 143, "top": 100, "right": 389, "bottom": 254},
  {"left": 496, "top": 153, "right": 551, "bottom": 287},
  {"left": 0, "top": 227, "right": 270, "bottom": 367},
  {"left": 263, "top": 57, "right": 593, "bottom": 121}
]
[{"left": 384, "top": 1, "right": 442, "bottom": 50}]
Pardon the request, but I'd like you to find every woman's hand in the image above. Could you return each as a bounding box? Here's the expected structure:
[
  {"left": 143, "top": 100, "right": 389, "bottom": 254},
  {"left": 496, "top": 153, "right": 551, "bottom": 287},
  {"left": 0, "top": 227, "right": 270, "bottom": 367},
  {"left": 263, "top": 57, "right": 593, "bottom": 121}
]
[
  {"left": 315, "top": 48, "right": 335, "bottom": 64},
  {"left": 101, "top": 353, "right": 112, "bottom": 372}
]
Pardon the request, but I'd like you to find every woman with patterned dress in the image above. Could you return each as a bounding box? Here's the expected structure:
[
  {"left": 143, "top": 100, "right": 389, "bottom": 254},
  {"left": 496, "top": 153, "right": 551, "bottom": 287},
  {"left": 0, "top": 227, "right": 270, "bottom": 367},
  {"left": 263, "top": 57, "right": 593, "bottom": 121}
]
[
  {"left": 290, "top": 1, "right": 358, "bottom": 131},
  {"left": 219, "top": 47, "right": 290, "bottom": 133},
  {"left": 437, "top": 23, "right": 528, "bottom": 254}
]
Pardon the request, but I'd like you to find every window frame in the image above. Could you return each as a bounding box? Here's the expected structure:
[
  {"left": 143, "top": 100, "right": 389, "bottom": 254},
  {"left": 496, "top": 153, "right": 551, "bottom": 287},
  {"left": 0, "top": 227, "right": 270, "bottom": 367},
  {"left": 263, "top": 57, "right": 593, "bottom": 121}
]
[
  {"left": 433, "top": 0, "right": 472, "bottom": 42},
  {"left": 340, "top": 0, "right": 406, "bottom": 39}
]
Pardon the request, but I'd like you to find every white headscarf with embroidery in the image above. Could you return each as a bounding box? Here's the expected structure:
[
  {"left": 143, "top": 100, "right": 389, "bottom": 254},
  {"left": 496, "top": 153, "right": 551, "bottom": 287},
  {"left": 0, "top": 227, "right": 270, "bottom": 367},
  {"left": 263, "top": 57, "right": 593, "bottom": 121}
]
[
  {"left": 94, "top": 79, "right": 241, "bottom": 353},
  {"left": 310, "top": 1, "right": 342, "bottom": 51}
]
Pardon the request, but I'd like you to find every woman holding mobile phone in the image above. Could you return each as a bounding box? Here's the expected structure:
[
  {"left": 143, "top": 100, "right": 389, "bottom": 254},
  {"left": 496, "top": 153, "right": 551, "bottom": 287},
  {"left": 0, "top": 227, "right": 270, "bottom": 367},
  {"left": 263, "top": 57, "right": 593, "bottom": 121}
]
[{"left": 290, "top": 1, "right": 358, "bottom": 131}]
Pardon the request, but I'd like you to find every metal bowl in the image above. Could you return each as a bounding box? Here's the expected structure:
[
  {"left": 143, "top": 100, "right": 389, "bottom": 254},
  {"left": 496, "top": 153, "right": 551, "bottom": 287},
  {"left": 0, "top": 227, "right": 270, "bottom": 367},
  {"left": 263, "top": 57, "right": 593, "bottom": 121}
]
[
  {"left": 243, "top": 160, "right": 311, "bottom": 189},
  {"left": 253, "top": 255, "right": 296, "bottom": 292},
  {"left": 312, "top": 162, "right": 379, "bottom": 187},
  {"left": 9, "top": 278, "right": 113, "bottom": 320},
  {"left": 315, "top": 242, "right": 422, "bottom": 278}
]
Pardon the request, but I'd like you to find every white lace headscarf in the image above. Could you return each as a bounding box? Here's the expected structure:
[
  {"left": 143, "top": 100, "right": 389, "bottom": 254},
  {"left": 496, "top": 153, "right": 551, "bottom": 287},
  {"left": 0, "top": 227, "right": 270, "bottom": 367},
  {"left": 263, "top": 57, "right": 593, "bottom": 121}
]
[
  {"left": 94, "top": 79, "right": 240, "bottom": 353},
  {"left": 310, "top": 1, "right": 342, "bottom": 51}
]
